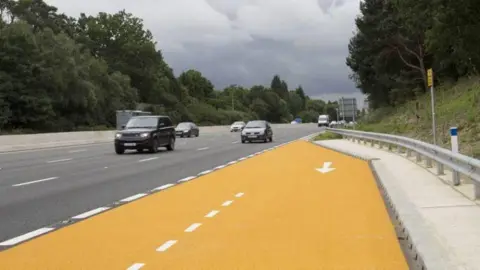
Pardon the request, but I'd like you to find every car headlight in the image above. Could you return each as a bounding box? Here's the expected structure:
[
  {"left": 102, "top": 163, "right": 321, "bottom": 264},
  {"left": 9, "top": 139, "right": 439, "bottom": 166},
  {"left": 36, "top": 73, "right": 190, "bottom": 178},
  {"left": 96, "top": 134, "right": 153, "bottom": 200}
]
[
  {"left": 115, "top": 133, "right": 122, "bottom": 138},
  {"left": 140, "top": 133, "right": 149, "bottom": 138}
]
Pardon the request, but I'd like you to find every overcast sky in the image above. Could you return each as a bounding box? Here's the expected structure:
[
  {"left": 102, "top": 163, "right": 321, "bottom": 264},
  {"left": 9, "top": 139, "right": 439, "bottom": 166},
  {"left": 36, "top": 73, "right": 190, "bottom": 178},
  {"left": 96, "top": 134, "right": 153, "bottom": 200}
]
[{"left": 45, "top": 0, "right": 365, "bottom": 107}]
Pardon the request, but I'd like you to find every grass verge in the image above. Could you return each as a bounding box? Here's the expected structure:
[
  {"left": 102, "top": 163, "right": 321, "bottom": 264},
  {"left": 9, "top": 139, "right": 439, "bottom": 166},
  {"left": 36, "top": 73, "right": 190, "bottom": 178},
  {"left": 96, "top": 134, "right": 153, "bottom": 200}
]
[
  {"left": 359, "top": 77, "right": 480, "bottom": 158},
  {"left": 312, "top": 132, "right": 343, "bottom": 141}
]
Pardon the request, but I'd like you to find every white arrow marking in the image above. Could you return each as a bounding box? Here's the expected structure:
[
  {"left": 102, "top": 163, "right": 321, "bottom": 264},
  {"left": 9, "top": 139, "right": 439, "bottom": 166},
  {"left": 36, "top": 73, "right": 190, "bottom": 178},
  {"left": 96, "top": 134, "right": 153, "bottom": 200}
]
[{"left": 315, "top": 162, "right": 335, "bottom": 174}]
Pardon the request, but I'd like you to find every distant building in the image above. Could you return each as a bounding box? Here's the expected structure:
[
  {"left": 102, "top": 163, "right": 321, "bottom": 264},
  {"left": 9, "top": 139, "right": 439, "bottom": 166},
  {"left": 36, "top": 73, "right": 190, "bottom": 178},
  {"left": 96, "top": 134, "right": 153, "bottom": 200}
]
[{"left": 338, "top": 97, "right": 357, "bottom": 122}]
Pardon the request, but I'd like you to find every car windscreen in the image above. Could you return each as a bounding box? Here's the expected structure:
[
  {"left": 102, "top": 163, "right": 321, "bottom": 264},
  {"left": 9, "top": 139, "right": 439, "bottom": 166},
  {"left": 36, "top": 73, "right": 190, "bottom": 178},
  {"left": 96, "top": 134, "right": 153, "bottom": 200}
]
[
  {"left": 177, "top": 123, "right": 190, "bottom": 129},
  {"left": 245, "top": 121, "right": 265, "bottom": 128},
  {"left": 318, "top": 116, "right": 328, "bottom": 120},
  {"left": 125, "top": 117, "right": 157, "bottom": 129},
  {"left": 233, "top": 121, "right": 244, "bottom": 125}
]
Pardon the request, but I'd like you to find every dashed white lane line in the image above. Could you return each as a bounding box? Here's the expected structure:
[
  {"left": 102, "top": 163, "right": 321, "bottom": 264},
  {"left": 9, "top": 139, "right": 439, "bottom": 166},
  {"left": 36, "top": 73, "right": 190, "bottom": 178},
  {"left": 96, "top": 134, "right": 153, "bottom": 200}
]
[
  {"left": 198, "top": 169, "right": 212, "bottom": 176},
  {"left": 231, "top": 141, "right": 239, "bottom": 144},
  {"left": 197, "top": 147, "right": 209, "bottom": 151},
  {"left": 46, "top": 158, "right": 72, "bottom": 164},
  {"left": 235, "top": 192, "right": 244, "bottom": 198},
  {"left": 152, "top": 183, "right": 175, "bottom": 191},
  {"left": 0, "top": 227, "right": 54, "bottom": 246},
  {"left": 120, "top": 193, "right": 147, "bottom": 202},
  {"left": 156, "top": 240, "right": 177, "bottom": 252},
  {"left": 205, "top": 210, "right": 219, "bottom": 218},
  {"left": 184, "top": 223, "right": 202, "bottom": 232},
  {"left": 68, "top": 149, "right": 86, "bottom": 153},
  {"left": 127, "top": 263, "right": 145, "bottom": 270},
  {"left": 222, "top": 200, "right": 233, "bottom": 207},
  {"left": 138, "top": 157, "right": 158, "bottom": 163},
  {"left": 214, "top": 165, "right": 226, "bottom": 170},
  {"left": 178, "top": 176, "right": 196, "bottom": 183},
  {"left": 72, "top": 207, "right": 110, "bottom": 219},
  {"left": 12, "top": 177, "right": 59, "bottom": 187}
]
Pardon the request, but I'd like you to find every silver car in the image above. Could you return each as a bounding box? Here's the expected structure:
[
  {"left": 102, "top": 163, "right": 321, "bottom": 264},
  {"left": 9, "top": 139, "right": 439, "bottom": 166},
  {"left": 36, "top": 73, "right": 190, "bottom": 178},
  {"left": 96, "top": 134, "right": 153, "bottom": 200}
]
[{"left": 241, "top": 120, "right": 273, "bottom": 143}]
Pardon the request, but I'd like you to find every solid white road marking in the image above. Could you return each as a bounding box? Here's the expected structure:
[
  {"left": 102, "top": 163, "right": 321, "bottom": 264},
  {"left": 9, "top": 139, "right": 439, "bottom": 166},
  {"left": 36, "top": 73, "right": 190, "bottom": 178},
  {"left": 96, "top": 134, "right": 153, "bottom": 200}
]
[
  {"left": 238, "top": 157, "right": 246, "bottom": 161},
  {"left": 222, "top": 200, "right": 233, "bottom": 206},
  {"left": 68, "top": 149, "right": 86, "bottom": 153},
  {"left": 185, "top": 223, "right": 202, "bottom": 232},
  {"left": 152, "top": 183, "right": 175, "bottom": 191},
  {"left": 197, "top": 147, "right": 209, "bottom": 151},
  {"left": 120, "top": 193, "right": 147, "bottom": 202},
  {"left": 178, "top": 176, "right": 196, "bottom": 182},
  {"left": 0, "top": 227, "right": 54, "bottom": 246},
  {"left": 231, "top": 141, "right": 239, "bottom": 144},
  {"left": 198, "top": 170, "right": 212, "bottom": 175},
  {"left": 205, "top": 210, "right": 219, "bottom": 218},
  {"left": 138, "top": 157, "right": 158, "bottom": 163},
  {"left": 227, "top": 161, "right": 237, "bottom": 165},
  {"left": 12, "top": 177, "right": 59, "bottom": 187},
  {"left": 127, "top": 263, "right": 145, "bottom": 270},
  {"left": 247, "top": 154, "right": 255, "bottom": 158},
  {"left": 46, "top": 158, "right": 72, "bottom": 163},
  {"left": 235, "top": 192, "right": 244, "bottom": 198},
  {"left": 72, "top": 207, "right": 110, "bottom": 219},
  {"left": 214, "top": 165, "right": 226, "bottom": 170},
  {"left": 156, "top": 240, "right": 177, "bottom": 252}
]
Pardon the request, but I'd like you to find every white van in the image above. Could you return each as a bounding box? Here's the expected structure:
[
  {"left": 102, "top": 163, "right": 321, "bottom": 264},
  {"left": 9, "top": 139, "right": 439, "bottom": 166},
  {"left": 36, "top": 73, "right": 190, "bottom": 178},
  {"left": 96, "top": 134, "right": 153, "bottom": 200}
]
[{"left": 318, "top": 114, "right": 329, "bottom": 127}]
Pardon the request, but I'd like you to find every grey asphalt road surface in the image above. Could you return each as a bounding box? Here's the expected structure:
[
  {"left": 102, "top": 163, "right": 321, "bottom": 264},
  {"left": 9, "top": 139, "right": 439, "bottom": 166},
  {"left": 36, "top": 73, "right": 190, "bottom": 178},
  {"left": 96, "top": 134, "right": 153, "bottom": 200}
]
[{"left": 0, "top": 124, "right": 320, "bottom": 243}]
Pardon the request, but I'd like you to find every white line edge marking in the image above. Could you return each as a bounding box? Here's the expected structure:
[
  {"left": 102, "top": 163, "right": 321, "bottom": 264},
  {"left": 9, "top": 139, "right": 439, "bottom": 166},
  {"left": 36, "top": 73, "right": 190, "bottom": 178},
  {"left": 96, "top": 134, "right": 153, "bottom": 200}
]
[
  {"left": 72, "top": 207, "right": 110, "bottom": 219},
  {"left": 138, "top": 157, "right": 158, "bottom": 162},
  {"left": 178, "top": 176, "right": 196, "bottom": 182},
  {"left": 248, "top": 154, "right": 254, "bottom": 158},
  {"left": 235, "top": 192, "right": 244, "bottom": 198},
  {"left": 127, "top": 263, "right": 145, "bottom": 270},
  {"left": 120, "top": 193, "right": 147, "bottom": 202},
  {"left": 197, "top": 147, "right": 209, "bottom": 151},
  {"left": 198, "top": 170, "right": 212, "bottom": 175},
  {"left": 12, "top": 177, "right": 59, "bottom": 187},
  {"left": 222, "top": 200, "right": 233, "bottom": 206},
  {"left": 185, "top": 223, "right": 202, "bottom": 232},
  {"left": 156, "top": 240, "right": 177, "bottom": 252},
  {"left": 238, "top": 157, "right": 246, "bottom": 161},
  {"left": 227, "top": 161, "right": 237, "bottom": 165},
  {"left": 152, "top": 183, "right": 175, "bottom": 191},
  {"left": 231, "top": 141, "right": 239, "bottom": 144},
  {"left": 0, "top": 227, "right": 54, "bottom": 246},
  {"left": 68, "top": 149, "right": 86, "bottom": 153},
  {"left": 205, "top": 210, "right": 219, "bottom": 218},
  {"left": 215, "top": 165, "right": 226, "bottom": 170},
  {"left": 46, "top": 158, "right": 72, "bottom": 163}
]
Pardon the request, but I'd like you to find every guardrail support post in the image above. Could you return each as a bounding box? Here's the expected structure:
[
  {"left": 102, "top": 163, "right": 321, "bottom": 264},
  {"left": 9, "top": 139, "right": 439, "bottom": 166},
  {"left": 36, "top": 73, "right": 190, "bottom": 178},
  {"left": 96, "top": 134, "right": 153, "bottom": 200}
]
[
  {"left": 397, "top": 146, "right": 402, "bottom": 154},
  {"left": 370, "top": 140, "right": 374, "bottom": 147},
  {"left": 416, "top": 152, "right": 421, "bottom": 162},
  {"left": 426, "top": 158, "right": 432, "bottom": 168},
  {"left": 474, "top": 182, "right": 480, "bottom": 200},
  {"left": 453, "top": 171, "right": 460, "bottom": 186},
  {"left": 406, "top": 149, "right": 412, "bottom": 157},
  {"left": 436, "top": 162, "right": 444, "bottom": 175}
]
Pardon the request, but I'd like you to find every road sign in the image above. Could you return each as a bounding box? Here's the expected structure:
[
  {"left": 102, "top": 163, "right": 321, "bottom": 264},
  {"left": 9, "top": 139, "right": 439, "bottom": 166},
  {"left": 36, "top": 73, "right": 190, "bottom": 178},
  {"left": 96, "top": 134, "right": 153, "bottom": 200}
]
[
  {"left": 315, "top": 162, "right": 335, "bottom": 174},
  {"left": 427, "top": 68, "right": 433, "bottom": 87}
]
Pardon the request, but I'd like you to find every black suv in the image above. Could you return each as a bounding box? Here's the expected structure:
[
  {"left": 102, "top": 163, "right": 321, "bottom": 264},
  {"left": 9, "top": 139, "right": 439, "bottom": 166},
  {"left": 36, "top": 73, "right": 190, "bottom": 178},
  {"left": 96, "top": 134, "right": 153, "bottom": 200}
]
[{"left": 114, "top": 115, "right": 176, "bottom": 154}]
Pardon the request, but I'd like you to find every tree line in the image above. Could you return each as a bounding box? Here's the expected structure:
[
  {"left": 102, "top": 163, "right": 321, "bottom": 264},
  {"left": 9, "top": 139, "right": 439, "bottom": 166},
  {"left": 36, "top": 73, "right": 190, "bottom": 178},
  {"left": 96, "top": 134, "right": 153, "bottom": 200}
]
[
  {"left": 0, "top": 0, "right": 336, "bottom": 133},
  {"left": 346, "top": 0, "right": 479, "bottom": 109}
]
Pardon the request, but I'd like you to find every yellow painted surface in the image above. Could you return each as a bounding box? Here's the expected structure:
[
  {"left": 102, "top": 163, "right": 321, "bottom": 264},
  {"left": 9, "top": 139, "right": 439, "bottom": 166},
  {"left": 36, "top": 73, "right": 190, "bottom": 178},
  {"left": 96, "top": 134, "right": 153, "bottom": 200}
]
[{"left": 0, "top": 141, "right": 408, "bottom": 269}]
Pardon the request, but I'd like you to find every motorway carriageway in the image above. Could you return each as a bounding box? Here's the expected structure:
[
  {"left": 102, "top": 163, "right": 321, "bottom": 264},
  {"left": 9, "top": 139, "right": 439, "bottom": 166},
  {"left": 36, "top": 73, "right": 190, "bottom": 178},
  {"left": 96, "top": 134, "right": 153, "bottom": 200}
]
[{"left": 0, "top": 136, "right": 409, "bottom": 269}]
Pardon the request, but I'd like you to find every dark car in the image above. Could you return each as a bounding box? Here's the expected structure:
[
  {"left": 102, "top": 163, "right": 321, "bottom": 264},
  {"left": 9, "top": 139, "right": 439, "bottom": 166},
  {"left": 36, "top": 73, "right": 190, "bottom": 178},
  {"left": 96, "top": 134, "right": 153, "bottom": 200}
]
[
  {"left": 114, "top": 115, "right": 176, "bottom": 154},
  {"left": 175, "top": 122, "right": 199, "bottom": 138},
  {"left": 241, "top": 120, "right": 273, "bottom": 143}
]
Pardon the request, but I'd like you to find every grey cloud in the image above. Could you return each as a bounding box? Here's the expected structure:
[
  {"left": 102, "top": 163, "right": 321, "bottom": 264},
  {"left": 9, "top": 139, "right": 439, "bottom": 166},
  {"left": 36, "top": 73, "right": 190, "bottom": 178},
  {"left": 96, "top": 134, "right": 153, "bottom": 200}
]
[{"left": 45, "top": 0, "right": 362, "bottom": 98}]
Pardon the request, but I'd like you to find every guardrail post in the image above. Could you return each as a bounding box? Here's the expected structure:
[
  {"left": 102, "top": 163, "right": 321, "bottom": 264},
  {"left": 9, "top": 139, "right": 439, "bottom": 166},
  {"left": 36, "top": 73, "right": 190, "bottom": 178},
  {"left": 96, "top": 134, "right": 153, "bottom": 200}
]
[
  {"left": 406, "top": 149, "right": 412, "bottom": 157},
  {"left": 416, "top": 152, "right": 421, "bottom": 162},
  {"left": 397, "top": 146, "right": 402, "bottom": 154},
  {"left": 426, "top": 158, "right": 432, "bottom": 168},
  {"left": 370, "top": 140, "right": 374, "bottom": 147},
  {"left": 436, "top": 162, "right": 444, "bottom": 175},
  {"left": 475, "top": 182, "right": 480, "bottom": 200},
  {"left": 453, "top": 170, "right": 460, "bottom": 186}
]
